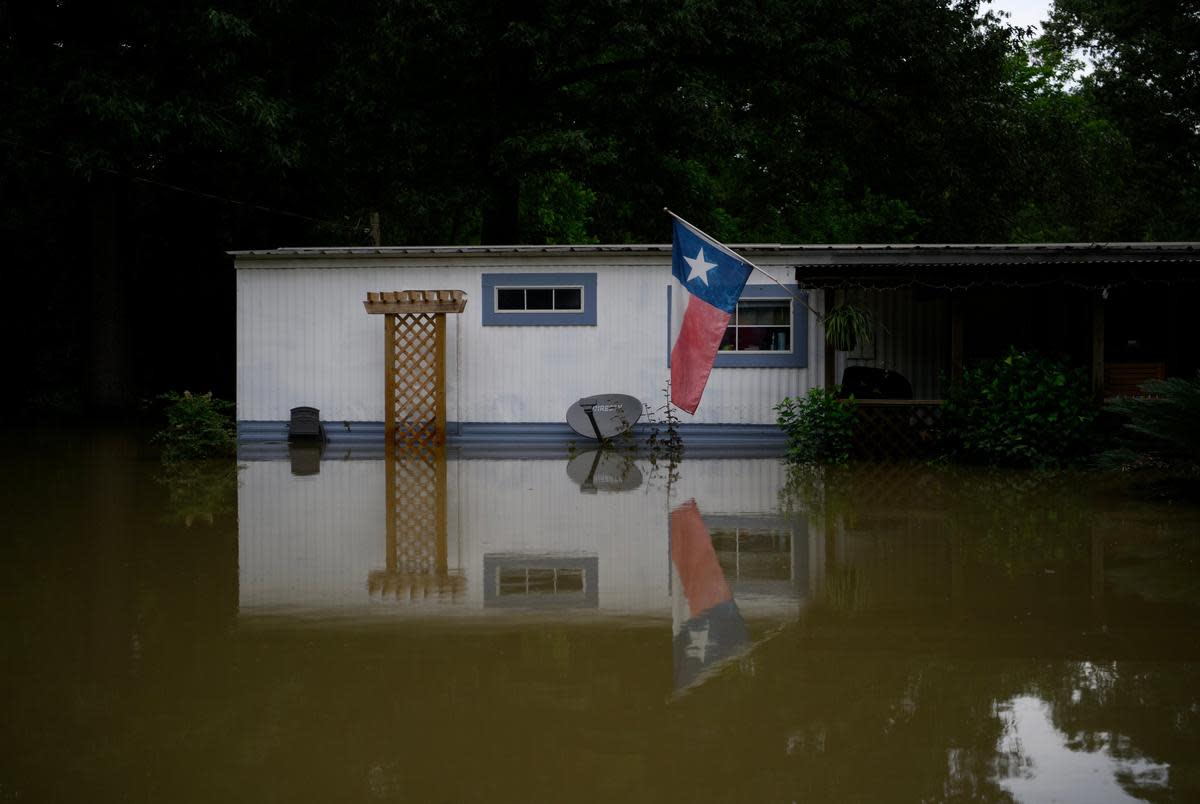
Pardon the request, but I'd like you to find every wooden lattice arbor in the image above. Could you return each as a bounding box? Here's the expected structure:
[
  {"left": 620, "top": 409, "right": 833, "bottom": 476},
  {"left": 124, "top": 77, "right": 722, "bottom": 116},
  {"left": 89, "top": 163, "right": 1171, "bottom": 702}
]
[
  {"left": 363, "top": 290, "right": 467, "bottom": 445},
  {"left": 364, "top": 290, "right": 468, "bottom": 603}
]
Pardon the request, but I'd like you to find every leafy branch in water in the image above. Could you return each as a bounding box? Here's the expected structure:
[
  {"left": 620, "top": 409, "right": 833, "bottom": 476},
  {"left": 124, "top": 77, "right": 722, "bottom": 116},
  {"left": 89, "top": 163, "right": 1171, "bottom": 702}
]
[
  {"left": 644, "top": 383, "right": 684, "bottom": 456},
  {"left": 643, "top": 383, "right": 684, "bottom": 492},
  {"left": 152, "top": 390, "right": 240, "bottom": 526}
]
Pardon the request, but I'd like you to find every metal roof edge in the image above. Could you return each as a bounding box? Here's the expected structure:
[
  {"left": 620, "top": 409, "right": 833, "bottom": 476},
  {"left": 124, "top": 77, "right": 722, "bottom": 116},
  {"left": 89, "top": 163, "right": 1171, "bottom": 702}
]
[
  {"left": 229, "top": 241, "right": 1200, "bottom": 255},
  {"left": 228, "top": 244, "right": 676, "bottom": 259},
  {"left": 228, "top": 242, "right": 1200, "bottom": 266}
]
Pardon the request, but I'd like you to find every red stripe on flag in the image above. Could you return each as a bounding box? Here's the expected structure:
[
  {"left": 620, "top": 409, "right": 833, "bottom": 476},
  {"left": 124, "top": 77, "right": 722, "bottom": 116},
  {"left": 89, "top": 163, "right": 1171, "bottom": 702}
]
[
  {"left": 670, "top": 297, "right": 731, "bottom": 414},
  {"left": 670, "top": 499, "right": 732, "bottom": 616}
]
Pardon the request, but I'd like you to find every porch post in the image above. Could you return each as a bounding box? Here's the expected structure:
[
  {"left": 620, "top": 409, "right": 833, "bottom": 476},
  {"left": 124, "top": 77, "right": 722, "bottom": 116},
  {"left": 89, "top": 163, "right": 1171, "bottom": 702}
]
[
  {"left": 1091, "top": 294, "right": 1105, "bottom": 402},
  {"left": 823, "top": 288, "right": 837, "bottom": 390},
  {"left": 950, "top": 295, "right": 964, "bottom": 386}
]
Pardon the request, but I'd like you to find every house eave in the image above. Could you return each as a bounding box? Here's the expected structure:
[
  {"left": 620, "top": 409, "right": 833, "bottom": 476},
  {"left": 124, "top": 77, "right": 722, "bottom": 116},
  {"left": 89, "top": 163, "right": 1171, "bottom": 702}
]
[
  {"left": 228, "top": 242, "right": 1200, "bottom": 289},
  {"left": 229, "top": 241, "right": 1200, "bottom": 262}
]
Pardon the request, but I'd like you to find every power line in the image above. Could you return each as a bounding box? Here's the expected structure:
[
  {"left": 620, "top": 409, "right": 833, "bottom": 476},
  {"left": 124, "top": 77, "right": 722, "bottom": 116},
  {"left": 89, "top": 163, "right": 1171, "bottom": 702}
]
[{"left": 0, "top": 136, "right": 366, "bottom": 235}]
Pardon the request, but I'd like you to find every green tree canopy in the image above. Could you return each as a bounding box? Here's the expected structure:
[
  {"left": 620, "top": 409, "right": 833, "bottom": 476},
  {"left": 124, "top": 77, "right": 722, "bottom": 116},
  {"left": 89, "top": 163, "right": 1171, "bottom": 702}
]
[
  {"left": 1040, "top": 0, "right": 1200, "bottom": 239},
  {"left": 2, "top": 0, "right": 1197, "bottom": 414}
]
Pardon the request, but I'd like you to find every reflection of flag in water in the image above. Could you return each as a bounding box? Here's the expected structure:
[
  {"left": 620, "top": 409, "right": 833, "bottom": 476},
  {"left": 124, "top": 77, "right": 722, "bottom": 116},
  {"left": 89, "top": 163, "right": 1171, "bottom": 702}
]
[
  {"left": 669, "top": 217, "right": 753, "bottom": 414},
  {"left": 671, "top": 499, "right": 749, "bottom": 693}
]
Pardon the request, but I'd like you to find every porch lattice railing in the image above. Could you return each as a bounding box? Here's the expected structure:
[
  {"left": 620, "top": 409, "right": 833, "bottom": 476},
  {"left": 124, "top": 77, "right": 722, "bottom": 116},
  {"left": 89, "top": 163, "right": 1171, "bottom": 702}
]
[{"left": 848, "top": 400, "right": 944, "bottom": 459}]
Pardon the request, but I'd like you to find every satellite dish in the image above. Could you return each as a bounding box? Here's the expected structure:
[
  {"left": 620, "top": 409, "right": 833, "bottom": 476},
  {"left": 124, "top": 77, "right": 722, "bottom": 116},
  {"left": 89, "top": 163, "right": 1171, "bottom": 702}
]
[
  {"left": 566, "top": 450, "right": 643, "bottom": 493},
  {"left": 566, "top": 394, "right": 642, "bottom": 440}
]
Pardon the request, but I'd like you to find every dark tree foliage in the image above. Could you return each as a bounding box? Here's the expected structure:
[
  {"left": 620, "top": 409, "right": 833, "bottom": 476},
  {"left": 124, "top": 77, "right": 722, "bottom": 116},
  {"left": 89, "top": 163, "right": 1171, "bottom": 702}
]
[
  {"left": 0, "top": 0, "right": 1045, "bottom": 246},
  {"left": 1041, "top": 0, "right": 1200, "bottom": 239},
  {"left": 1105, "top": 374, "right": 1200, "bottom": 474},
  {"left": 0, "top": 0, "right": 1196, "bottom": 415}
]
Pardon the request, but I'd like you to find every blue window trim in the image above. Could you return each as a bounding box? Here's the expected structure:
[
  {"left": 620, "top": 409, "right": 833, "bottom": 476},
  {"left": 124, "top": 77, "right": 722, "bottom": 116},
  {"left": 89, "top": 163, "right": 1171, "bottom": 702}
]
[
  {"left": 482, "top": 272, "right": 597, "bottom": 326},
  {"left": 712, "top": 284, "right": 808, "bottom": 368}
]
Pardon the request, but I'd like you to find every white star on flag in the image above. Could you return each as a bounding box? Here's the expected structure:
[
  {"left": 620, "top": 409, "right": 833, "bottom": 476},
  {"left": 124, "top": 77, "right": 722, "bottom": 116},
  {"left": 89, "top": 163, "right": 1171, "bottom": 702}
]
[
  {"left": 684, "top": 247, "right": 717, "bottom": 285},
  {"left": 686, "top": 624, "right": 712, "bottom": 663}
]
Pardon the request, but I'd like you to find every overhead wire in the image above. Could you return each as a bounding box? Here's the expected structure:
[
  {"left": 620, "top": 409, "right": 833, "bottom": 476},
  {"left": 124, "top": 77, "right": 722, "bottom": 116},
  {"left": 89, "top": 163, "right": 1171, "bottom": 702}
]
[{"left": 0, "top": 135, "right": 368, "bottom": 237}]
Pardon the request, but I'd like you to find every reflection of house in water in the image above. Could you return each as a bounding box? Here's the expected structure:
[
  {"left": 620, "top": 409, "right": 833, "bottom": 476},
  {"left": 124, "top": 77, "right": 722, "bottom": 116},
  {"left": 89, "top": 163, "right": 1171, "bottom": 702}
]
[
  {"left": 793, "top": 463, "right": 1117, "bottom": 626},
  {"left": 236, "top": 454, "right": 811, "bottom": 620},
  {"left": 236, "top": 454, "right": 1124, "bottom": 632},
  {"left": 707, "top": 515, "right": 805, "bottom": 605}
]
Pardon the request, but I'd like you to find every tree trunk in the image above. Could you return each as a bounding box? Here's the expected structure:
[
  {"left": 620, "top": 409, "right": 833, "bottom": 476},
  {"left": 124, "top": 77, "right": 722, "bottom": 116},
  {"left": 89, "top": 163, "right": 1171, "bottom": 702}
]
[{"left": 88, "top": 177, "right": 131, "bottom": 412}]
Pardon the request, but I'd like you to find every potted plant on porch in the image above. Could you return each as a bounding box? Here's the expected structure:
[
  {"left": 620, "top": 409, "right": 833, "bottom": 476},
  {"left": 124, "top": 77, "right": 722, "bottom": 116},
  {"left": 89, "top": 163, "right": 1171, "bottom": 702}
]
[{"left": 823, "top": 303, "right": 873, "bottom": 352}]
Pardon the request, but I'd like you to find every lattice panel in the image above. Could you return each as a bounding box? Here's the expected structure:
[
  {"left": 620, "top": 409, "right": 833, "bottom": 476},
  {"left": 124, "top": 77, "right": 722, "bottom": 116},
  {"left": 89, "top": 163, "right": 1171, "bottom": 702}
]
[
  {"left": 388, "top": 441, "right": 446, "bottom": 574},
  {"left": 851, "top": 402, "right": 944, "bottom": 459},
  {"left": 386, "top": 312, "right": 446, "bottom": 446}
]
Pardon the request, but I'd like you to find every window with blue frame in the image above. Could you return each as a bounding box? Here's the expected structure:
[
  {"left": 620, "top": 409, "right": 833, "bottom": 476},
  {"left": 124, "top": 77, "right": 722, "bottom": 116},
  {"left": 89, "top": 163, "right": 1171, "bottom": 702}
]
[
  {"left": 482, "top": 273, "right": 597, "bottom": 326},
  {"left": 712, "top": 284, "right": 808, "bottom": 368}
]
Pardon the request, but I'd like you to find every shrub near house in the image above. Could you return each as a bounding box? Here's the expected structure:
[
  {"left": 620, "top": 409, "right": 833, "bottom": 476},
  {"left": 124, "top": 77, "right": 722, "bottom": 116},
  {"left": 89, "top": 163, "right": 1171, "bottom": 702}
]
[
  {"left": 941, "top": 349, "right": 1097, "bottom": 467},
  {"left": 153, "top": 391, "right": 237, "bottom": 462},
  {"left": 1104, "top": 374, "right": 1200, "bottom": 475},
  {"left": 775, "top": 388, "right": 857, "bottom": 465}
]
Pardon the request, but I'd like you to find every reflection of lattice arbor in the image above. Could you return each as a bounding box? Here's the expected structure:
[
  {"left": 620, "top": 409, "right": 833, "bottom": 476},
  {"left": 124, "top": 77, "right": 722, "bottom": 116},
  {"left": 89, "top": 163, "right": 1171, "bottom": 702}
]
[
  {"left": 363, "top": 290, "right": 468, "bottom": 603},
  {"left": 367, "top": 439, "right": 467, "bottom": 602},
  {"left": 363, "top": 290, "right": 467, "bottom": 446}
]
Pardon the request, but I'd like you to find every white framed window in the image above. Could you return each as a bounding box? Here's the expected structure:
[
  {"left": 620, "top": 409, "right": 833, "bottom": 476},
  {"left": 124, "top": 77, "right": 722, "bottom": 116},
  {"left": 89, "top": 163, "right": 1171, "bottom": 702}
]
[
  {"left": 720, "top": 298, "right": 793, "bottom": 353},
  {"left": 482, "top": 273, "right": 597, "bottom": 326},
  {"left": 703, "top": 284, "right": 808, "bottom": 368},
  {"left": 494, "top": 285, "right": 584, "bottom": 313}
]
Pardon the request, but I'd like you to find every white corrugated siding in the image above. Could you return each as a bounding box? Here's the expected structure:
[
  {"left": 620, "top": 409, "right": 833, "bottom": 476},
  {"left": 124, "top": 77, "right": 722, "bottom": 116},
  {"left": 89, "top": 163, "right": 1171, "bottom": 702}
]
[
  {"left": 236, "top": 256, "right": 821, "bottom": 424},
  {"left": 835, "top": 288, "right": 948, "bottom": 399}
]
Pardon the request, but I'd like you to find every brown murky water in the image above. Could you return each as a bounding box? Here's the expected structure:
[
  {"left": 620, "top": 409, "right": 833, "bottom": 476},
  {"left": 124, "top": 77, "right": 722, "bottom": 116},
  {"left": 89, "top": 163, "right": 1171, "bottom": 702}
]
[{"left": 3, "top": 428, "right": 1200, "bottom": 802}]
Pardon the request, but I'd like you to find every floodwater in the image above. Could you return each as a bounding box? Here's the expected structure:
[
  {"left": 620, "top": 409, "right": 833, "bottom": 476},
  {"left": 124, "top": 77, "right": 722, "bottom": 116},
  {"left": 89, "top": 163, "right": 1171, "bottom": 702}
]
[{"left": 4, "top": 429, "right": 1200, "bottom": 803}]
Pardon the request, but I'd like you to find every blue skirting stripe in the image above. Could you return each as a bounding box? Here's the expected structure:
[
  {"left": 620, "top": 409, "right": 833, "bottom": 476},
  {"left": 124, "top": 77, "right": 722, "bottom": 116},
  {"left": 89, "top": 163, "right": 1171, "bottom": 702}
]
[{"left": 238, "top": 420, "right": 786, "bottom": 460}]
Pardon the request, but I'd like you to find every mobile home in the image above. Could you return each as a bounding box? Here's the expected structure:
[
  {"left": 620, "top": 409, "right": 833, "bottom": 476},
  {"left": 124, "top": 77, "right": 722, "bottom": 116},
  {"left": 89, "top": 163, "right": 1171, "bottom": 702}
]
[{"left": 233, "top": 242, "right": 1200, "bottom": 449}]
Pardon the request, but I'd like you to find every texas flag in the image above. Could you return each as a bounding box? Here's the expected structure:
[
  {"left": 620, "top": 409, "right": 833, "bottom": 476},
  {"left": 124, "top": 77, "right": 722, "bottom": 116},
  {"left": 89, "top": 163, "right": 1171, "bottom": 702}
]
[{"left": 670, "top": 218, "right": 753, "bottom": 414}]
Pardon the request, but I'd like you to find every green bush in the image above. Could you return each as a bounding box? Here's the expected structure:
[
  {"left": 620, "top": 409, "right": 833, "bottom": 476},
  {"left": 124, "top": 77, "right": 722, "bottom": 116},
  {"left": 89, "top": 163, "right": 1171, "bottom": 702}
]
[
  {"left": 153, "top": 391, "right": 237, "bottom": 462},
  {"left": 775, "top": 388, "right": 856, "bottom": 464},
  {"left": 1104, "top": 374, "right": 1200, "bottom": 473},
  {"left": 941, "top": 348, "right": 1096, "bottom": 467}
]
